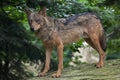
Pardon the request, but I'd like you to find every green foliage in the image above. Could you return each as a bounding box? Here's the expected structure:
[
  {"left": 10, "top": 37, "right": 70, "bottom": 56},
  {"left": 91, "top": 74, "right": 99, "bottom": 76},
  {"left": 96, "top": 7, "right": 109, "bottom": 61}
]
[
  {"left": 69, "top": 40, "right": 84, "bottom": 52},
  {"left": 0, "top": 1, "right": 44, "bottom": 80},
  {"left": 107, "top": 39, "right": 120, "bottom": 54}
]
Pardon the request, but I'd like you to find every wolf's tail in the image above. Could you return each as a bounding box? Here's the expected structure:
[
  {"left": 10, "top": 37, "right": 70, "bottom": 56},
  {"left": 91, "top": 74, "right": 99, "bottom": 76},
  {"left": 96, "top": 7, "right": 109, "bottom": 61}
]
[{"left": 100, "top": 30, "right": 107, "bottom": 51}]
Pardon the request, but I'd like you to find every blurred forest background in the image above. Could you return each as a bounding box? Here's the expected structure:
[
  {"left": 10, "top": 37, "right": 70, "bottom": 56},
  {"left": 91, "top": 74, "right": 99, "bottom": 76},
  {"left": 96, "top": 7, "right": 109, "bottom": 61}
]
[{"left": 0, "top": 0, "right": 120, "bottom": 80}]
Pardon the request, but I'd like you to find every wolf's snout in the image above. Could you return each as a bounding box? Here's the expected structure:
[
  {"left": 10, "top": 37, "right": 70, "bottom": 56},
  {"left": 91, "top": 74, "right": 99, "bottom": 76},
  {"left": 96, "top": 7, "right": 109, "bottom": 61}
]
[{"left": 30, "top": 28, "right": 34, "bottom": 32}]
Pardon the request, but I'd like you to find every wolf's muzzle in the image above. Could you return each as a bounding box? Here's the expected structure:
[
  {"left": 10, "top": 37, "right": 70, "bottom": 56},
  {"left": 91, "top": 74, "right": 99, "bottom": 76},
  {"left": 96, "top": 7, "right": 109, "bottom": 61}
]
[{"left": 30, "top": 28, "right": 34, "bottom": 32}]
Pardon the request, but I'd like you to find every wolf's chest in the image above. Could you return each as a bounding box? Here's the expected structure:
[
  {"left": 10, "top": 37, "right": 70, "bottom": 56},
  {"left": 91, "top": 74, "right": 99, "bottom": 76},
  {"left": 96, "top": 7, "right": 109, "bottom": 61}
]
[{"left": 35, "top": 30, "right": 51, "bottom": 41}]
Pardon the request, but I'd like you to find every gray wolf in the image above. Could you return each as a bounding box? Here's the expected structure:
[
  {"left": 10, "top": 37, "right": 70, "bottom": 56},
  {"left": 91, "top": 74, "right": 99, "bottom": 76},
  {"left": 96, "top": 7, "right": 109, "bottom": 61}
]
[{"left": 25, "top": 6, "right": 107, "bottom": 78}]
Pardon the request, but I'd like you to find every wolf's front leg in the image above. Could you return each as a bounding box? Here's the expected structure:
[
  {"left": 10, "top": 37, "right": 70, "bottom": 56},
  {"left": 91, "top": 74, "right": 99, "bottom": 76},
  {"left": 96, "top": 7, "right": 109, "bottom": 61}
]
[
  {"left": 39, "top": 46, "right": 52, "bottom": 77},
  {"left": 52, "top": 41, "right": 64, "bottom": 78}
]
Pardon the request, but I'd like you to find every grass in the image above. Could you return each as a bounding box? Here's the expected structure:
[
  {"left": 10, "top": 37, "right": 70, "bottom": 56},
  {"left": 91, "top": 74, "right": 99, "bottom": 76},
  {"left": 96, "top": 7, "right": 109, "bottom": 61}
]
[{"left": 27, "top": 59, "right": 120, "bottom": 80}]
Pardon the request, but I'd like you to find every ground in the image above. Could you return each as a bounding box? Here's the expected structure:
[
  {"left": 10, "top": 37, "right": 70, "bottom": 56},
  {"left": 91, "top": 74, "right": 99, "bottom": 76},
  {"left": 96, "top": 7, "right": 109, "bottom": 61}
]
[{"left": 27, "top": 59, "right": 120, "bottom": 80}]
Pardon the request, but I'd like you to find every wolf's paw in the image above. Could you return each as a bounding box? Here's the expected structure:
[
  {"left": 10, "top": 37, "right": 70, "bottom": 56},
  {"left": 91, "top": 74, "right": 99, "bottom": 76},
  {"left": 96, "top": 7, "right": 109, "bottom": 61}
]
[
  {"left": 38, "top": 72, "right": 47, "bottom": 77},
  {"left": 95, "top": 62, "right": 104, "bottom": 68},
  {"left": 51, "top": 72, "right": 61, "bottom": 78}
]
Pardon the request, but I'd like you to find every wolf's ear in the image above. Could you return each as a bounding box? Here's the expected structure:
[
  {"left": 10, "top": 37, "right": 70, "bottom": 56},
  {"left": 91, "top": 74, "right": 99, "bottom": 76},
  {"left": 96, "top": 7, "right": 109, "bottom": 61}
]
[
  {"left": 38, "top": 1, "right": 47, "bottom": 17},
  {"left": 24, "top": 7, "right": 31, "bottom": 16},
  {"left": 38, "top": 7, "right": 46, "bottom": 17}
]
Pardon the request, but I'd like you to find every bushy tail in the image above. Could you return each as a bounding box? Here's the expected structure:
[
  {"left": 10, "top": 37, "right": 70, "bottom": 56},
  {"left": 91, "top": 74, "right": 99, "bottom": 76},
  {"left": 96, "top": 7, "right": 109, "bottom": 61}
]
[{"left": 100, "top": 30, "right": 107, "bottom": 51}]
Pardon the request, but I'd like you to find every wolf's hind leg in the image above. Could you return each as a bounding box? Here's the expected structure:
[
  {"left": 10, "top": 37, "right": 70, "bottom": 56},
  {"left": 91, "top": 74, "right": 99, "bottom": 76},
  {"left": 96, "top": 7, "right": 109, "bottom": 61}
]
[
  {"left": 84, "top": 38, "right": 96, "bottom": 50},
  {"left": 88, "top": 34, "right": 105, "bottom": 68}
]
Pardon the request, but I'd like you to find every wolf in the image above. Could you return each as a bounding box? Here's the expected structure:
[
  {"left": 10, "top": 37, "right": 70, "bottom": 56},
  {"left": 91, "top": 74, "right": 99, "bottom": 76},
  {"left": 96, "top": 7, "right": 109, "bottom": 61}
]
[{"left": 25, "top": 6, "right": 107, "bottom": 78}]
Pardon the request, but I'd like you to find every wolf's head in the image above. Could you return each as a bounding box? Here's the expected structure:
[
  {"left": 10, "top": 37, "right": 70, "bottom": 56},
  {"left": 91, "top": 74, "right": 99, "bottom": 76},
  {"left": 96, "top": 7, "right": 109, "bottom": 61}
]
[{"left": 25, "top": 6, "right": 47, "bottom": 32}]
